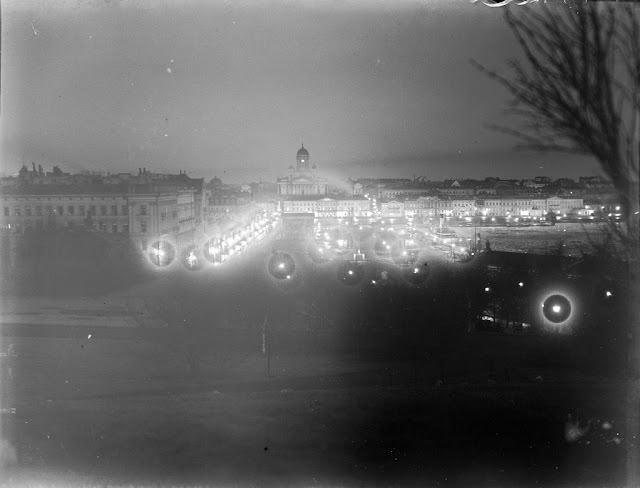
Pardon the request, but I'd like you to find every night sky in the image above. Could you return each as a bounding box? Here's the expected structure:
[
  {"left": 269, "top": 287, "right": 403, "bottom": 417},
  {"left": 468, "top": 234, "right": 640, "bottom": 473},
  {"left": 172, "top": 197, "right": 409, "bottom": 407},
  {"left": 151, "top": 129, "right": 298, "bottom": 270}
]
[{"left": 1, "top": 0, "right": 602, "bottom": 182}]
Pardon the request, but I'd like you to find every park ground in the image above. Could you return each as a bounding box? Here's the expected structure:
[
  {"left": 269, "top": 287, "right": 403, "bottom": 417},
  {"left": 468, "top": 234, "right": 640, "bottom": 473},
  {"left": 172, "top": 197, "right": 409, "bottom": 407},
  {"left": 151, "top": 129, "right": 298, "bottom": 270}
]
[
  {"left": 0, "top": 324, "right": 629, "bottom": 487},
  {"left": 0, "top": 224, "right": 630, "bottom": 487}
]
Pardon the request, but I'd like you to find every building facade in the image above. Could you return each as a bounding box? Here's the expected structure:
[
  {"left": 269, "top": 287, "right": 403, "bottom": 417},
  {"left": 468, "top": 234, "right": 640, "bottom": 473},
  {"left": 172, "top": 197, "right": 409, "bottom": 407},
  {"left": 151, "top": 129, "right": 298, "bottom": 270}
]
[
  {"left": 281, "top": 196, "right": 371, "bottom": 218},
  {"left": 1, "top": 186, "right": 131, "bottom": 234},
  {"left": 0, "top": 181, "right": 200, "bottom": 251},
  {"left": 377, "top": 195, "right": 585, "bottom": 220}
]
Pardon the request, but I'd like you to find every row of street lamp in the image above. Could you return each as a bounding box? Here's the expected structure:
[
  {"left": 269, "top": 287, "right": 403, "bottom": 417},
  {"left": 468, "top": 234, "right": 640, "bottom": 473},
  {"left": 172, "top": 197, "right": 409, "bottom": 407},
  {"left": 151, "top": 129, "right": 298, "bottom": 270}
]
[
  {"left": 267, "top": 249, "right": 431, "bottom": 288},
  {"left": 266, "top": 248, "right": 623, "bottom": 332},
  {"left": 146, "top": 211, "right": 280, "bottom": 270}
]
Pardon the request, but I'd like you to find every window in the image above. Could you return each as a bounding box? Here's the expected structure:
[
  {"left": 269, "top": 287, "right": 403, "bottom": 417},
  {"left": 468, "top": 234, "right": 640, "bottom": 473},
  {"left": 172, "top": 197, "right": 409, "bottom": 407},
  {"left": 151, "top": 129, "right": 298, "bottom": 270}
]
[
  {"left": 100, "top": 205, "right": 107, "bottom": 216},
  {"left": 79, "top": 205, "right": 85, "bottom": 216},
  {"left": 112, "top": 224, "right": 118, "bottom": 233},
  {"left": 140, "top": 205, "right": 147, "bottom": 216},
  {"left": 122, "top": 205, "right": 128, "bottom": 216},
  {"left": 89, "top": 205, "right": 96, "bottom": 216},
  {"left": 161, "top": 210, "right": 166, "bottom": 221},
  {"left": 46, "top": 205, "right": 54, "bottom": 216},
  {"left": 123, "top": 223, "right": 129, "bottom": 234},
  {"left": 140, "top": 221, "right": 147, "bottom": 233},
  {"left": 3, "top": 207, "right": 8, "bottom": 216},
  {"left": 25, "top": 207, "right": 32, "bottom": 217},
  {"left": 57, "top": 206, "right": 64, "bottom": 216},
  {"left": 172, "top": 210, "right": 177, "bottom": 219},
  {"left": 14, "top": 207, "right": 21, "bottom": 216},
  {"left": 111, "top": 205, "right": 118, "bottom": 216},
  {"left": 68, "top": 206, "right": 74, "bottom": 216}
]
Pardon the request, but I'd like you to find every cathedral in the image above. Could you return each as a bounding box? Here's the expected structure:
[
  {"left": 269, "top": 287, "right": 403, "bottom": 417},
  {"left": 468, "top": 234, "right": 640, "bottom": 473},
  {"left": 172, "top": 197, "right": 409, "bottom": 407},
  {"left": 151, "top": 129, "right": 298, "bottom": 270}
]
[{"left": 277, "top": 145, "right": 328, "bottom": 196}]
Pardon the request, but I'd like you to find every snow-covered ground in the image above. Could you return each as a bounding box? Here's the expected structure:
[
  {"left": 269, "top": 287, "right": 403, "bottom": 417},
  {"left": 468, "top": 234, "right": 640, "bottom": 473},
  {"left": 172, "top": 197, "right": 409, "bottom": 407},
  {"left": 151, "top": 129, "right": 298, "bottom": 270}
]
[{"left": 452, "top": 222, "right": 619, "bottom": 256}]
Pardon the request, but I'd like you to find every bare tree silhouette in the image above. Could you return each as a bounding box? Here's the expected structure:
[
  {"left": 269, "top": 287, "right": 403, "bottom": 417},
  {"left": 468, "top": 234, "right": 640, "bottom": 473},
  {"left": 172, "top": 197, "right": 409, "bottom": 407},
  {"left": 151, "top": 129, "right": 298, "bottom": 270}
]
[{"left": 473, "top": 2, "right": 640, "bottom": 484}]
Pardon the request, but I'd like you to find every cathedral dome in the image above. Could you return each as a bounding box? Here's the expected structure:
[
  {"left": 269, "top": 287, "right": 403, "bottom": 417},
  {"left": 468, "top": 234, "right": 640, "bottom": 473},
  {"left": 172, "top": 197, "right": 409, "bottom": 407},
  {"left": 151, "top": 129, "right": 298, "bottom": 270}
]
[{"left": 296, "top": 144, "right": 311, "bottom": 170}]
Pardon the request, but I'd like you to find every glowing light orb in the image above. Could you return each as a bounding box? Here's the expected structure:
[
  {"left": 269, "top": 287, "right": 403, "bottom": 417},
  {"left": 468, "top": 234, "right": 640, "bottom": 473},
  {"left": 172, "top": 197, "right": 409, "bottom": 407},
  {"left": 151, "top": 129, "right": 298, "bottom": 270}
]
[
  {"left": 542, "top": 294, "right": 572, "bottom": 323},
  {"left": 337, "top": 261, "right": 365, "bottom": 286},
  {"left": 148, "top": 240, "right": 175, "bottom": 267},
  {"left": 403, "top": 262, "right": 430, "bottom": 285},
  {"left": 179, "top": 245, "right": 203, "bottom": 271},
  {"left": 203, "top": 238, "right": 222, "bottom": 264},
  {"left": 268, "top": 253, "right": 295, "bottom": 280}
]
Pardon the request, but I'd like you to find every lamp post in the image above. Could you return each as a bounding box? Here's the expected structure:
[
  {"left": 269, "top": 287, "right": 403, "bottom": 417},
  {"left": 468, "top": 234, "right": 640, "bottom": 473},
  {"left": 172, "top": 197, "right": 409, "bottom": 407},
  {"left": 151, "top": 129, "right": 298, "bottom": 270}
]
[
  {"left": 474, "top": 219, "right": 478, "bottom": 253},
  {"left": 265, "top": 251, "right": 298, "bottom": 377},
  {"left": 541, "top": 294, "right": 571, "bottom": 334},
  {"left": 261, "top": 310, "right": 273, "bottom": 377}
]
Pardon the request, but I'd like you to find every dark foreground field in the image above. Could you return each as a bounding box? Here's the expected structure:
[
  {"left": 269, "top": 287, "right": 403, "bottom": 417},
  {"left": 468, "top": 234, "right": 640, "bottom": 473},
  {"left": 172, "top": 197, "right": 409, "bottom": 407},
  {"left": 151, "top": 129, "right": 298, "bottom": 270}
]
[
  {"left": 0, "top": 233, "right": 631, "bottom": 486},
  {"left": 0, "top": 329, "right": 628, "bottom": 487}
]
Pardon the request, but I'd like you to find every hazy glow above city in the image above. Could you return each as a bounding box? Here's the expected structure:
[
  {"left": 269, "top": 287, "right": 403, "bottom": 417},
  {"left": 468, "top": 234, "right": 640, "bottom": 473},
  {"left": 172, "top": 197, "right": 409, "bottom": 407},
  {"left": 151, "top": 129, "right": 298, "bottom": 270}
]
[{"left": 1, "top": 0, "right": 602, "bottom": 182}]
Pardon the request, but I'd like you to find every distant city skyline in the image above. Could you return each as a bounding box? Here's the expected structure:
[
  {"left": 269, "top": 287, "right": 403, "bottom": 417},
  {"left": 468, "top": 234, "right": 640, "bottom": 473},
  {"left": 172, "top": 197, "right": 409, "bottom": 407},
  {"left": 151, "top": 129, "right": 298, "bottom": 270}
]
[{"left": 1, "top": 0, "right": 602, "bottom": 183}]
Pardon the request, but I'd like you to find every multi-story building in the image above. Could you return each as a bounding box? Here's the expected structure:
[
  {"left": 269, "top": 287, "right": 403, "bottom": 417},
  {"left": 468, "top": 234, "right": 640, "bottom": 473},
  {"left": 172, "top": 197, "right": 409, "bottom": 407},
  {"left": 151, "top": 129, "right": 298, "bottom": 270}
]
[
  {"left": 398, "top": 195, "right": 584, "bottom": 219},
  {"left": 404, "top": 196, "right": 439, "bottom": 218},
  {"left": 437, "top": 180, "right": 478, "bottom": 198},
  {"left": 0, "top": 184, "right": 131, "bottom": 234},
  {"left": 379, "top": 200, "right": 405, "bottom": 218},
  {"left": 471, "top": 197, "right": 544, "bottom": 218},
  {"left": 378, "top": 187, "right": 434, "bottom": 200},
  {"left": 0, "top": 172, "right": 202, "bottom": 251},
  {"left": 127, "top": 188, "right": 197, "bottom": 249},
  {"left": 545, "top": 196, "right": 584, "bottom": 216},
  {"left": 281, "top": 196, "right": 371, "bottom": 218}
]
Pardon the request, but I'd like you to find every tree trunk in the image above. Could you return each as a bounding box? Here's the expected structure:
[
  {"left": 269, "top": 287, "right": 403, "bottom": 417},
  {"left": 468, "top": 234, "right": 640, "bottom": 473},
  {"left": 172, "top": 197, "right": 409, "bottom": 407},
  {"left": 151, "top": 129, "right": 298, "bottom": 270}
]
[
  {"left": 626, "top": 177, "right": 640, "bottom": 487},
  {"left": 626, "top": 102, "right": 640, "bottom": 487}
]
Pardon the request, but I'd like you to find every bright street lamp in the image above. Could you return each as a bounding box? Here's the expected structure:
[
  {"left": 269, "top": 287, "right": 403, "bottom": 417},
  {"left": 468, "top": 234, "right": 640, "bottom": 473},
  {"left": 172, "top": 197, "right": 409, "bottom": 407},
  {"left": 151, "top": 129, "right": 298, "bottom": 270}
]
[{"left": 542, "top": 294, "right": 571, "bottom": 323}]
